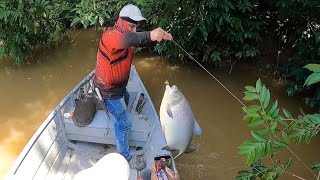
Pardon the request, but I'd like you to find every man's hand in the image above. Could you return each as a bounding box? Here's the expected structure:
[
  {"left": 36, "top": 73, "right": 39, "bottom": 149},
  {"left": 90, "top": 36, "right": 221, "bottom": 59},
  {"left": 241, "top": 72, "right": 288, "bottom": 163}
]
[{"left": 150, "top": 27, "right": 173, "bottom": 42}]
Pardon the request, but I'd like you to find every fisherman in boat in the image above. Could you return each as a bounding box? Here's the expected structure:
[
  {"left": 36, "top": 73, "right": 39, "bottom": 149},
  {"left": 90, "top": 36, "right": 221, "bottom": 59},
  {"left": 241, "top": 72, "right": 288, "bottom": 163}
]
[{"left": 93, "top": 4, "right": 173, "bottom": 170}]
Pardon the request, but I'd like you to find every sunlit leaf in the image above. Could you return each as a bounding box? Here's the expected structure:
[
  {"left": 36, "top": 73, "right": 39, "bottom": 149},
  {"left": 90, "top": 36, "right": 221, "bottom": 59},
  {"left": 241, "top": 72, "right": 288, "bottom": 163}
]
[
  {"left": 305, "top": 114, "right": 320, "bottom": 124},
  {"left": 256, "top": 129, "right": 269, "bottom": 135},
  {"left": 246, "top": 112, "right": 260, "bottom": 118},
  {"left": 273, "top": 140, "right": 287, "bottom": 148},
  {"left": 282, "top": 109, "right": 292, "bottom": 118},
  {"left": 251, "top": 131, "right": 267, "bottom": 142},
  {"left": 304, "top": 64, "right": 320, "bottom": 73},
  {"left": 266, "top": 140, "right": 273, "bottom": 155},
  {"left": 245, "top": 86, "right": 256, "bottom": 93},
  {"left": 284, "top": 158, "right": 292, "bottom": 170},
  {"left": 248, "top": 119, "right": 265, "bottom": 127},
  {"left": 243, "top": 105, "right": 261, "bottom": 113},
  {"left": 304, "top": 72, "right": 320, "bottom": 86},
  {"left": 271, "top": 109, "right": 280, "bottom": 118},
  {"left": 256, "top": 79, "right": 262, "bottom": 93},
  {"left": 243, "top": 93, "right": 258, "bottom": 101},
  {"left": 238, "top": 148, "right": 251, "bottom": 155},
  {"left": 259, "top": 85, "right": 267, "bottom": 103},
  {"left": 263, "top": 90, "right": 270, "bottom": 108},
  {"left": 268, "top": 101, "right": 278, "bottom": 116},
  {"left": 247, "top": 149, "right": 256, "bottom": 165}
]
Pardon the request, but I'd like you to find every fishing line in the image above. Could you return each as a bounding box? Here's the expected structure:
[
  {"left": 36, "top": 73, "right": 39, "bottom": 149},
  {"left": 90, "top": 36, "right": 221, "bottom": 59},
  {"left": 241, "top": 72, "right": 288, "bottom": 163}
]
[
  {"left": 171, "top": 40, "right": 317, "bottom": 178},
  {"left": 171, "top": 40, "right": 246, "bottom": 107}
]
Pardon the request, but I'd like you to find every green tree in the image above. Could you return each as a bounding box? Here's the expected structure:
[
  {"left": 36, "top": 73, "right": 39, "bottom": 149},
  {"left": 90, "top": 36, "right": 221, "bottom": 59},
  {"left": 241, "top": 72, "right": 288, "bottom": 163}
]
[
  {"left": 0, "top": 0, "right": 67, "bottom": 64},
  {"left": 236, "top": 78, "right": 320, "bottom": 179},
  {"left": 138, "top": 0, "right": 260, "bottom": 68}
]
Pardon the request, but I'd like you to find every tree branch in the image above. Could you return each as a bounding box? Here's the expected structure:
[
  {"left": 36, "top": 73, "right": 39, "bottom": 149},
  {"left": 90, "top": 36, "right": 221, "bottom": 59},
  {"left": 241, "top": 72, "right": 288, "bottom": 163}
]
[{"left": 282, "top": 171, "right": 307, "bottom": 180}]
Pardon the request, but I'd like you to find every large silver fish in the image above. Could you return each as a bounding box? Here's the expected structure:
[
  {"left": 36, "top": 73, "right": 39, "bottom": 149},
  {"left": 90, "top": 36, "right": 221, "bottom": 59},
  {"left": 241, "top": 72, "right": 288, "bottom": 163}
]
[{"left": 159, "top": 85, "right": 202, "bottom": 158}]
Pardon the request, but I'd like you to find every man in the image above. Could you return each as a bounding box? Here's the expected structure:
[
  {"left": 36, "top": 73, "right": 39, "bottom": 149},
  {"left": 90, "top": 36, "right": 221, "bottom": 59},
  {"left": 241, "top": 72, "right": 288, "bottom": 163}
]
[{"left": 93, "top": 4, "right": 173, "bottom": 170}]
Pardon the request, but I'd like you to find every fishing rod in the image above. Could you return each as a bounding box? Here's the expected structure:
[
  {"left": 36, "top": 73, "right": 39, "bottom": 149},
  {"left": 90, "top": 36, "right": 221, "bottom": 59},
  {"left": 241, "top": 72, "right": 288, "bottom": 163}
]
[{"left": 171, "top": 40, "right": 246, "bottom": 107}]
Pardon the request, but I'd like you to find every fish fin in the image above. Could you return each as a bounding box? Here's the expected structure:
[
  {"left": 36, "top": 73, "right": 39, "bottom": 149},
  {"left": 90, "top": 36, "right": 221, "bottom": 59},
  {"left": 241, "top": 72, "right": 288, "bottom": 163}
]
[
  {"left": 162, "top": 145, "right": 172, "bottom": 151},
  {"left": 166, "top": 103, "right": 173, "bottom": 118},
  {"left": 174, "top": 151, "right": 184, "bottom": 159},
  {"left": 193, "top": 119, "right": 202, "bottom": 136}
]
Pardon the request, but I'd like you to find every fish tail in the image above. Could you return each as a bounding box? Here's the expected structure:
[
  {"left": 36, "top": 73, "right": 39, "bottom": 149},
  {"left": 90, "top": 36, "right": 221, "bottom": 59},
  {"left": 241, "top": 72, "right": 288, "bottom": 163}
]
[
  {"left": 193, "top": 119, "right": 202, "bottom": 136},
  {"left": 174, "top": 151, "right": 183, "bottom": 159}
]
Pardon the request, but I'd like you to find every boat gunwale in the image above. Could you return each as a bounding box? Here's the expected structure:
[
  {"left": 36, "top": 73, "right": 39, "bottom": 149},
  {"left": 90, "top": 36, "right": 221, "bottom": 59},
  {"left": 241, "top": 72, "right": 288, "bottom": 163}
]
[
  {"left": 6, "top": 66, "right": 170, "bottom": 178},
  {"left": 7, "top": 71, "right": 95, "bottom": 177}
]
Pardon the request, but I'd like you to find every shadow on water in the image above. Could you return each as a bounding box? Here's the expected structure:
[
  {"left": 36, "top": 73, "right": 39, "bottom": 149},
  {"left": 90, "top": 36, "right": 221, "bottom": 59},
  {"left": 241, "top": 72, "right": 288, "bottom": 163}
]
[{"left": 0, "top": 28, "right": 319, "bottom": 179}]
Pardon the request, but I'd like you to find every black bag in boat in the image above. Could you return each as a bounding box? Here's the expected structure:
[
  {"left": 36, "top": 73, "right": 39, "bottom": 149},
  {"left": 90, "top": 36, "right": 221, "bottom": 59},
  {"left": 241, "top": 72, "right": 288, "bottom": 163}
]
[{"left": 73, "top": 94, "right": 96, "bottom": 127}]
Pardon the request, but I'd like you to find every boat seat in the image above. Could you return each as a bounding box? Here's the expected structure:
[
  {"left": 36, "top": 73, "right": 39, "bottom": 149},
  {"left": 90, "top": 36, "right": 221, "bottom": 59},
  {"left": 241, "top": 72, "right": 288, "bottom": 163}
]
[{"left": 64, "top": 92, "right": 152, "bottom": 147}]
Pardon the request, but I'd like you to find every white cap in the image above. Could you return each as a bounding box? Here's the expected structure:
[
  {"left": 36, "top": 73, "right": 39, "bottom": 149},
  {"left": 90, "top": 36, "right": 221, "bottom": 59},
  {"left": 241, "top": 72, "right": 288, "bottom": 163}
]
[
  {"left": 119, "top": 4, "right": 147, "bottom": 22},
  {"left": 73, "top": 153, "right": 129, "bottom": 180}
]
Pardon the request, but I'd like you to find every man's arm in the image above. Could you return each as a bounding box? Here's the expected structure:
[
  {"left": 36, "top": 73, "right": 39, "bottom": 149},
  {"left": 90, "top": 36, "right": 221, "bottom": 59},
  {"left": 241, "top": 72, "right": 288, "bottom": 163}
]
[
  {"left": 123, "top": 32, "right": 156, "bottom": 47},
  {"left": 105, "top": 27, "right": 172, "bottom": 50}
]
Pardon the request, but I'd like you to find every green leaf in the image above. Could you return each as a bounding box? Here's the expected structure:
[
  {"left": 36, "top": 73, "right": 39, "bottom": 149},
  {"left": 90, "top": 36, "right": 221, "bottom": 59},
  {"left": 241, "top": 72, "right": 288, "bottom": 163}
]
[
  {"left": 304, "top": 64, "right": 320, "bottom": 73},
  {"left": 270, "top": 121, "right": 278, "bottom": 132},
  {"left": 312, "top": 163, "right": 320, "bottom": 170},
  {"left": 273, "top": 140, "right": 287, "bottom": 148},
  {"left": 282, "top": 132, "right": 290, "bottom": 144},
  {"left": 247, "top": 149, "right": 256, "bottom": 165},
  {"left": 306, "top": 114, "right": 320, "bottom": 124},
  {"left": 246, "top": 112, "right": 260, "bottom": 118},
  {"left": 271, "top": 109, "right": 280, "bottom": 118},
  {"left": 304, "top": 72, "right": 320, "bottom": 86},
  {"left": 263, "top": 90, "right": 270, "bottom": 108},
  {"left": 268, "top": 101, "right": 278, "bottom": 116},
  {"left": 276, "top": 117, "right": 288, "bottom": 126},
  {"left": 251, "top": 131, "right": 267, "bottom": 142},
  {"left": 245, "top": 86, "right": 256, "bottom": 93},
  {"left": 259, "top": 85, "right": 267, "bottom": 103},
  {"left": 243, "top": 92, "right": 258, "bottom": 101},
  {"left": 256, "top": 79, "right": 262, "bottom": 93},
  {"left": 266, "top": 140, "right": 273, "bottom": 155},
  {"left": 211, "top": 51, "right": 221, "bottom": 61},
  {"left": 282, "top": 109, "right": 292, "bottom": 118},
  {"left": 243, "top": 105, "right": 261, "bottom": 113},
  {"left": 284, "top": 158, "right": 292, "bottom": 170},
  {"left": 256, "top": 129, "right": 269, "bottom": 135},
  {"left": 262, "top": 114, "right": 273, "bottom": 121},
  {"left": 235, "top": 170, "right": 255, "bottom": 180},
  {"left": 248, "top": 119, "right": 265, "bottom": 127},
  {"left": 238, "top": 148, "right": 251, "bottom": 155}
]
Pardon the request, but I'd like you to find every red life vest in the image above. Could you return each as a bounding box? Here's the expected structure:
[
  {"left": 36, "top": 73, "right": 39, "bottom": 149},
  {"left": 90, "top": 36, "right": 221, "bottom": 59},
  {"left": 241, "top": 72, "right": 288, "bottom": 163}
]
[{"left": 94, "top": 19, "right": 134, "bottom": 99}]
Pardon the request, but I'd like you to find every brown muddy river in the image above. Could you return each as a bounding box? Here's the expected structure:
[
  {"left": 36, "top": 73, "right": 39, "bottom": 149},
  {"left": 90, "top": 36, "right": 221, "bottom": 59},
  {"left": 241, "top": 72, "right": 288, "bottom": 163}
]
[{"left": 0, "top": 29, "right": 319, "bottom": 179}]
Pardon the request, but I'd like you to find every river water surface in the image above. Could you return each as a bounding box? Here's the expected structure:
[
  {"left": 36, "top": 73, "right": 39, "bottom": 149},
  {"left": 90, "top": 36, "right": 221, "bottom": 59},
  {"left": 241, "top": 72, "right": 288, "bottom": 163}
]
[{"left": 0, "top": 29, "right": 319, "bottom": 179}]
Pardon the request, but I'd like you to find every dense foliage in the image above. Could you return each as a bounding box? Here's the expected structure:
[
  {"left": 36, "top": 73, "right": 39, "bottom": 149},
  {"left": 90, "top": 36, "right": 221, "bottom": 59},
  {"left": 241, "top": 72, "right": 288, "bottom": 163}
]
[
  {"left": 236, "top": 78, "right": 320, "bottom": 179},
  {"left": 266, "top": 0, "right": 320, "bottom": 109},
  {"left": 138, "top": 0, "right": 260, "bottom": 65},
  {"left": 0, "top": 0, "right": 66, "bottom": 64},
  {"left": 1, "top": 0, "right": 320, "bottom": 109}
]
